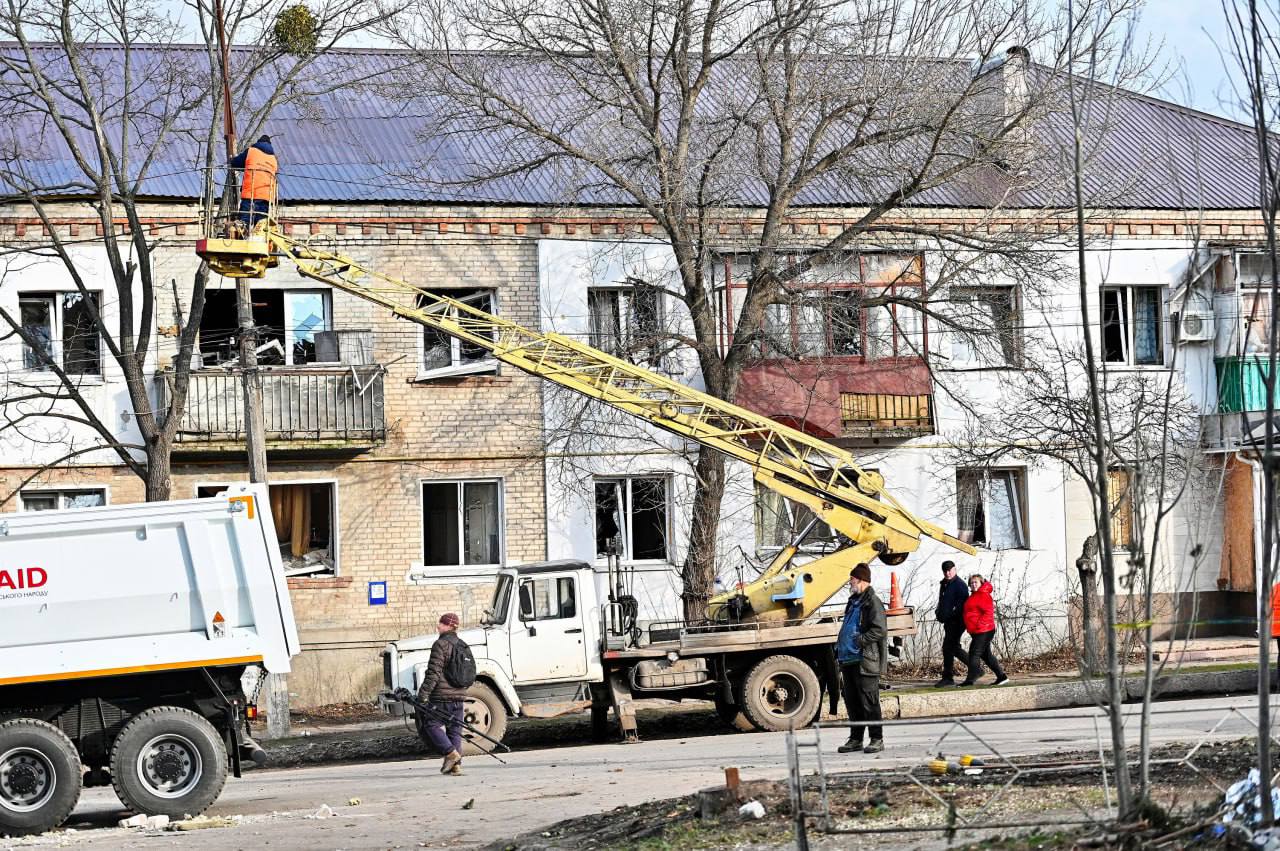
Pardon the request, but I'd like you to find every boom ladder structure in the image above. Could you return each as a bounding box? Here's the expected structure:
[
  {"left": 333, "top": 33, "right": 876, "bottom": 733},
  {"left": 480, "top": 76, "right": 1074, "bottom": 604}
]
[{"left": 207, "top": 229, "right": 973, "bottom": 623}]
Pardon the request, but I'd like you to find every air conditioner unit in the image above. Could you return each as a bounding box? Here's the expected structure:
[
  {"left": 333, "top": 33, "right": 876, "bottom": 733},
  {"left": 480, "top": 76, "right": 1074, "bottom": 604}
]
[{"left": 1177, "top": 310, "right": 1215, "bottom": 343}]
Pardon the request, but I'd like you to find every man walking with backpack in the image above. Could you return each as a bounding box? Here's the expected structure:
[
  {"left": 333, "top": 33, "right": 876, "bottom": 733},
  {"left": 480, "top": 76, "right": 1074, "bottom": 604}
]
[{"left": 416, "top": 612, "right": 477, "bottom": 775}]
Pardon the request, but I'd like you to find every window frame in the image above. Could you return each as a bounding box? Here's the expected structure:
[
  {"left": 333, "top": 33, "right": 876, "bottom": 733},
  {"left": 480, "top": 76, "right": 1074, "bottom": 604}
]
[
  {"left": 955, "top": 467, "right": 1030, "bottom": 551},
  {"left": 420, "top": 477, "right": 505, "bottom": 569},
  {"left": 753, "top": 482, "right": 838, "bottom": 554},
  {"left": 18, "top": 291, "right": 103, "bottom": 375},
  {"left": 1101, "top": 285, "right": 1166, "bottom": 367},
  {"left": 517, "top": 575, "right": 578, "bottom": 622},
  {"left": 18, "top": 486, "right": 108, "bottom": 512},
  {"left": 194, "top": 479, "right": 341, "bottom": 575},
  {"left": 948, "top": 285, "right": 1023, "bottom": 369},
  {"left": 282, "top": 289, "right": 333, "bottom": 366},
  {"left": 1107, "top": 466, "right": 1136, "bottom": 551},
  {"left": 416, "top": 288, "right": 500, "bottom": 380},
  {"left": 586, "top": 282, "right": 664, "bottom": 364},
  {"left": 593, "top": 475, "right": 672, "bottom": 565},
  {"left": 746, "top": 253, "right": 927, "bottom": 361}
]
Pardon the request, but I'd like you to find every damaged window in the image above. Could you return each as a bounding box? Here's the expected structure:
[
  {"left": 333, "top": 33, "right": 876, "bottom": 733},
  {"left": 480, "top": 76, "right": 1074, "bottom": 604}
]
[
  {"left": 754, "top": 484, "right": 836, "bottom": 551},
  {"left": 594, "top": 477, "right": 669, "bottom": 562},
  {"left": 1102, "top": 286, "right": 1164, "bottom": 366},
  {"left": 198, "top": 483, "right": 337, "bottom": 575},
  {"left": 417, "top": 289, "right": 497, "bottom": 379},
  {"left": 422, "top": 479, "right": 502, "bottom": 567},
  {"left": 20, "top": 488, "right": 106, "bottom": 511},
  {"left": 19, "top": 292, "right": 101, "bottom": 374},
  {"left": 950, "top": 286, "right": 1021, "bottom": 367},
  {"left": 588, "top": 282, "right": 663, "bottom": 364},
  {"left": 956, "top": 469, "right": 1028, "bottom": 550},
  {"left": 198, "top": 289, "right": 331, "bottom": 367}
]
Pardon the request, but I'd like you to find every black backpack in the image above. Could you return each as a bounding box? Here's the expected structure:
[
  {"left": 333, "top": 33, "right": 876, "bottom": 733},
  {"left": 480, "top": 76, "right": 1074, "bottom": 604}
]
[{"left": 443, "top": 633, "right": 477, "bottom": 689}]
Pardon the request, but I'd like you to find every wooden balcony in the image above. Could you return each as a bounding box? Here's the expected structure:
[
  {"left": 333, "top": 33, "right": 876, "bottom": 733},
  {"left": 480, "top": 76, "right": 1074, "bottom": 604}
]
[
  {"left": 840, "top": 392, "right": 933, "bottom": 438},
  {"left": 157, "top": 365, "right": 386, "bottom": 453}
]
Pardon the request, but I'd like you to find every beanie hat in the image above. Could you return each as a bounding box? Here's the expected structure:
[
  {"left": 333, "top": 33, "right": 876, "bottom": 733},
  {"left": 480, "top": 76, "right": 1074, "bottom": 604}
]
[
  {"left": 850, "top": 564, "right": 872, "bottom": 583},
  {"left": 439, "top": 612, "right": 460, "bottom": 627}
]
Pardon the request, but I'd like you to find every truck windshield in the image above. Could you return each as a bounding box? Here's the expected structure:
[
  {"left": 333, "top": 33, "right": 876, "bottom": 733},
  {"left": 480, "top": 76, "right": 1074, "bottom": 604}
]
[{"left": 488, "top": 574, "right": 513, "bottom": 625}]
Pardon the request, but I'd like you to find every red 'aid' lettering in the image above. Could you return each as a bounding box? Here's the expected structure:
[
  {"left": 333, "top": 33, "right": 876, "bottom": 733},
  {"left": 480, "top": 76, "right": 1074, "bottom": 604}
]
[
  {"left": 0, "top": 571, "right": 13, "bottom": 590},
  {"left": 26, "top": 567, "right": 46, "bottom": 588}
]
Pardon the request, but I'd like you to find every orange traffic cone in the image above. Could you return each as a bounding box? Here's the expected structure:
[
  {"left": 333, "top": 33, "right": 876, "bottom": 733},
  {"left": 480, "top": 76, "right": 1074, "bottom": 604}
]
[{"left": 886, "top": 572, "right": 908, "bottom": 614}]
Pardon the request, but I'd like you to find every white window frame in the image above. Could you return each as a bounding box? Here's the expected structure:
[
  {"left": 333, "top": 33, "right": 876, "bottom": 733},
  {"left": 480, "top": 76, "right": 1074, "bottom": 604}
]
[
  {"left": 194, "top": 479, "right": 341, "bottom": 575},
  {"left": 18, "top": 291, "right": 103, "bottom": 375},
  {"left": 949, "top": 285, "right": 1022, "bottom": 369},
  {"left": 594, "top": 475, "right": 672, "bottom": 565},
  {"left": 587, "top": 283, "right": 663, "bottom": 364},
  {"left": 420, "top": 477, "right": 505, "bottom": 569},
  {"left": 416, "top": 289, "right": 500, "bottom": 380},
  {"left": 1101, "top": 285, "right": 1166, "bottom": 367},
  {"left": 283, "top": 289, "right": 333, "bottom": 366},
  {"left": 18, "top": 486, "right": 109, "bottom": 511},
  {"left": 955, "top": 468, "right": 1029, "bottom": 551},
  {"left": 753, "top": 483, "right": 838, "bottom": 554}
]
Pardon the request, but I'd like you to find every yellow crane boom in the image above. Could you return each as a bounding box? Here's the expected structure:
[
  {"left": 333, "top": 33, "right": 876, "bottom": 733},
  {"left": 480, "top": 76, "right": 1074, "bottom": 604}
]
[{"left": 197, "top": 225, "right": 973, "bottom": 625}]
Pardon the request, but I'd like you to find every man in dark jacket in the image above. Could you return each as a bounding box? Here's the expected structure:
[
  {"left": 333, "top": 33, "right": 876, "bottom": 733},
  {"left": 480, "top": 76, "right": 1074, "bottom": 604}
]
[
  {"left": 934, "top": 560, "right": 970, "bottom": 687},
  {"left": 836, "top": 563, "right": 888, "bottom": 754},
  {"left": 417, "top": 612, "right": 470, "bottom": 775}
]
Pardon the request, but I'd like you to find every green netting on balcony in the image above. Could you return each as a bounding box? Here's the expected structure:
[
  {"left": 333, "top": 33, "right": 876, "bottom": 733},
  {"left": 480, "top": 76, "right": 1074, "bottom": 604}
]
[{"left": 1217, "top": 356, "right": 1279, "bottom": 412}]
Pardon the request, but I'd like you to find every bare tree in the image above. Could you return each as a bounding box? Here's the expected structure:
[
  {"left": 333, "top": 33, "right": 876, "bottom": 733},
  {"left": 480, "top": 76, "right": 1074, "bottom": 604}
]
[
  {"left": 0, "top": 0, "right": 395, "bottom": 502},
  {"left": 386, "top": 0, "right": 1144, "bottom": 619},
  {"left": 1223, "top": 0, "right": 1280, "bottom": 829}
]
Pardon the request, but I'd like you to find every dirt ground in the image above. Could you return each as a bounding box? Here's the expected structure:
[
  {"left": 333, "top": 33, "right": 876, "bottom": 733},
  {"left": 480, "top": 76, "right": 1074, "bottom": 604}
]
[{"left": 486, "top": 739, "right": 1258, "bottom": 851}]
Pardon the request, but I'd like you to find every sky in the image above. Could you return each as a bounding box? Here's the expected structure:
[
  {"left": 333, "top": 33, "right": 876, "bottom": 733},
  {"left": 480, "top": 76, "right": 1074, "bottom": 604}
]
[{"left": 1134, "top": 0, "right": 1247, "bottom": 121}]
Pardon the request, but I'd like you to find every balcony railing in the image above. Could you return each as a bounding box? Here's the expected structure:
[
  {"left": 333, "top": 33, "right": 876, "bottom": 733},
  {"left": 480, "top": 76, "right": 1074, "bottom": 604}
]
[
  {"left": 158, "top": 365, "right": 386, "bottom": 449},
  {"left": 840, "top": 392, "right": 934, "bottom": 438}
]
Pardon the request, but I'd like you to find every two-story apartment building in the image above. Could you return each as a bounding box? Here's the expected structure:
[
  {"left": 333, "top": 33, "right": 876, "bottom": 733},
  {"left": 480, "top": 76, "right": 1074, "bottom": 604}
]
[{"left": 0, "top": 46, "right": 1269, "bottom": 705}]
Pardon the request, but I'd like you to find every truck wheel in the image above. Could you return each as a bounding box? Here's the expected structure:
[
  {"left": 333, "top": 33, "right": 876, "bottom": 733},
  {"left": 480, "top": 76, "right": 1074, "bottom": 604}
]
[
  {"left": 461, "top": 683, "right": 508, "bottom": 757},
  {"left": 109, "top": 707, "right": 228, "bottom": 819},
  {"left": 740, "top": 655, "right": 821, "bottom": 733},
  {"left": 0, "top": 719, "right": 82, "bottom": 837},
  {"left": 714, "top": 697, "right": 758, "bottom": 733}
]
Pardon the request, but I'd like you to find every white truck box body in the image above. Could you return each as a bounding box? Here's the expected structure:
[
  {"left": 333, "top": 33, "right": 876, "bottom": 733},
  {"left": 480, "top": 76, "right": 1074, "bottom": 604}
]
[{"left": 0, "top": 484, "right": 300, "bottom": 685}]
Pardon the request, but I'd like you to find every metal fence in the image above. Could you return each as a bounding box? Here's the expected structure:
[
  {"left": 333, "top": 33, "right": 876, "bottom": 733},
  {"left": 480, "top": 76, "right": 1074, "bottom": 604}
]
[
  {"left": 785, "top": 702, "right": 1276, "bottom": 849},
  {"left": 158, "top": 366, "right": 386, "bottom": 444}
]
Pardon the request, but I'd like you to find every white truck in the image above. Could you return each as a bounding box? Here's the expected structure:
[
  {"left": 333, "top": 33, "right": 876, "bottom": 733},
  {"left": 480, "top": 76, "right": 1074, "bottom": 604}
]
[
  {"left": 0, "top": 485, "right": 300, "bottom": 836},
  {"left": 380, "top": 560, "right": 915, "bottom": 749}
]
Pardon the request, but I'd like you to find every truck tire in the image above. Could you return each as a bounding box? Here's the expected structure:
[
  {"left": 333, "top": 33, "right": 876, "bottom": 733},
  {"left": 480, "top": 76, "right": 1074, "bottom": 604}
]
[
  {"left": 109, "top": 707, "right": 228, "bottom": 819},
  {"left": 739, "top": 655, "right": 821, "bottom": 733},
  {"left": 461, "top": 683, "right": 508, "bottom": 756},
  {"left": 714, "top": 697, "right": 758, "bottom": 733},
  {"left": 0, "top": 719, "right": 82, "bottom": 837}
]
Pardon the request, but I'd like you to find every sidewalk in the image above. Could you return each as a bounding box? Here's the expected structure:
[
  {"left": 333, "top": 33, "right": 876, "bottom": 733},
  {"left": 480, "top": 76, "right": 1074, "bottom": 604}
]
[{"left": 257, "top": 643, "right": 1264, "bottom": 769}]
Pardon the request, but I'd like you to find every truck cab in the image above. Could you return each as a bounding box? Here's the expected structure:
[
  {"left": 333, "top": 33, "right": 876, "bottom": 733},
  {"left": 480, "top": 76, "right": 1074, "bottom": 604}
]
[{"left": 382, "top": 561, "right": 606, "bottom": 751}]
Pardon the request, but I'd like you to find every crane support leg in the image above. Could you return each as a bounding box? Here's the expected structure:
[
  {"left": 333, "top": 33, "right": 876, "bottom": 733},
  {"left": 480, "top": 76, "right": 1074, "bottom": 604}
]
[{"left": 607, "top": 671, "right": 639, "bottom": 743}]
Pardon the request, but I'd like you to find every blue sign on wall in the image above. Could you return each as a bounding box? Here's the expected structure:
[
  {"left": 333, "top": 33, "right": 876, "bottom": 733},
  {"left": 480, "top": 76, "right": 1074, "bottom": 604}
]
[{"left": 368, "top": 581, "right": 388, "bottom": 606}]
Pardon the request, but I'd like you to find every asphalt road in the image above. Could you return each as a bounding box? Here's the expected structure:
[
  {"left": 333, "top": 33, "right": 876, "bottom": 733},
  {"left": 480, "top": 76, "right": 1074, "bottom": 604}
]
[{"left": 4, "top": 694, "right": 1267, "bottom": 850}]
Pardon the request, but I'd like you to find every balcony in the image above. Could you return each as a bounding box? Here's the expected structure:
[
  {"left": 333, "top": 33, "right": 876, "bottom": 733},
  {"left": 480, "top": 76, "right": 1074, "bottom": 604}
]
[
  {"left": 736, "top": 358, "right": 933, "bottom": 440},
  {"left": 1204, "top": 356, "right": 1280, "bottom": 452},
  {"left": 158, "top": 365, "right": 387, "bottom": 453}
]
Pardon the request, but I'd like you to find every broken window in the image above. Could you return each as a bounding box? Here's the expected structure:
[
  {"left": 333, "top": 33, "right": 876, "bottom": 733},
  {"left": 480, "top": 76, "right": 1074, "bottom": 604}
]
[
  {"left": 197, "top": 482, "right": 337, "bottom": 575},
  {"left": 956, "top": 469, "right": 1028, "bottom": 550},
  {"left": 950, "top": 286, "right": 1021, "bottom": 367},
  {"left": 1108, "top": 467, "right": 1135, "bottom": 550},
  {"left": 198, "top": 289, "right": 332, "bottom": 367},
  {"left": 1102, "top": 286, "right": 1164, "bottom": 365},
  {"left": 20, "top": 488, "right": 106, "bottom": 511},
  {"left": 418, "top": 289, "right": 497, "bottom": 378},
  {"left": 754, "top": 254, "right": 925, "bottom": 360},
  {"left": 588, "top": 283, "right": 662, "bottom": 363},
  {"left": 754, "top": 484, "right": 836, "bottom": 551},
  {"left": 422, "top": 479, "right": 502, "bottom": 566},
  {"left": 19, "top": 292, "right": 101, "bottom": 374},
  {"left": 594, "top": 477, "right": 669, "bottom": 562}
]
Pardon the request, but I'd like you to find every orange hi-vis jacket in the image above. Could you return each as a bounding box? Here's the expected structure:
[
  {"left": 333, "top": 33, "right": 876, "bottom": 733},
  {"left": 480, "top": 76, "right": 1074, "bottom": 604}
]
[
  {"left": 241, "top": 146, "right": 278, "bottom": 201},
  {"left": 1272, "top": 582, "right": 1280, "bottom": 638}
]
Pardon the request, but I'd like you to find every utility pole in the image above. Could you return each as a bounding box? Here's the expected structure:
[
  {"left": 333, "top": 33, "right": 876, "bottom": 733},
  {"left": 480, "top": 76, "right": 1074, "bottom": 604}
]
[{"left": 212, "top": 0, "right": 284, "bottom": 737}]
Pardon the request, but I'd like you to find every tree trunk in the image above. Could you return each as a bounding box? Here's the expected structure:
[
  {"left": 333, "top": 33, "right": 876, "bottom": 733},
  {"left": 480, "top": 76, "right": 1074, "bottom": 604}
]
[
  {"left": 144, "top": 440, "right": 173, "bottom": 502},
  {"left": 681, "top": 447, "right": 727, "bottom": 622}
]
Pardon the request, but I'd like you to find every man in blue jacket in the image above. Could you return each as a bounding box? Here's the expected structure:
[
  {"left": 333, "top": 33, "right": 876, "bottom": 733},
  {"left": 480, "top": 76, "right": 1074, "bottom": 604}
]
[
  {"left": 836, "top": 563, "right": 887, "bottom": 754},
  {"left": 934, "top": 560, "right": 970, "bottom": 687}
]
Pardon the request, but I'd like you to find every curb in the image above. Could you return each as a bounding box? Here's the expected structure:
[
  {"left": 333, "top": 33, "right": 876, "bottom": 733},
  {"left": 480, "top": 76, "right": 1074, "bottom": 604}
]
[{"left": 883, "top": 666, "right": 1260, "bottom": 719}]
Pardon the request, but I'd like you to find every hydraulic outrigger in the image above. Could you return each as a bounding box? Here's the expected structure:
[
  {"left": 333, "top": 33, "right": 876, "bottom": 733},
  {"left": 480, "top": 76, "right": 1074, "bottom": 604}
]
[{"left": 197, "top": 209, "right": 973, "bottom": 627}]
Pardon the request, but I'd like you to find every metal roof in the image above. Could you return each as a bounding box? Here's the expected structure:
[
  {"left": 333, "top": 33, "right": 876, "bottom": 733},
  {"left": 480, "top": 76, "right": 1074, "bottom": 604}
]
[{"left": 0, "top": 45, "right": 1262, "bottom": 210}]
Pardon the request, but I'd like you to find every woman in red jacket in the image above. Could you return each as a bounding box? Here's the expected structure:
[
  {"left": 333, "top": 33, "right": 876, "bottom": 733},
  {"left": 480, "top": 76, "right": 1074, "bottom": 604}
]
[{"left": 960, "top": 574, "right": 1009, "bottom": 687}]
